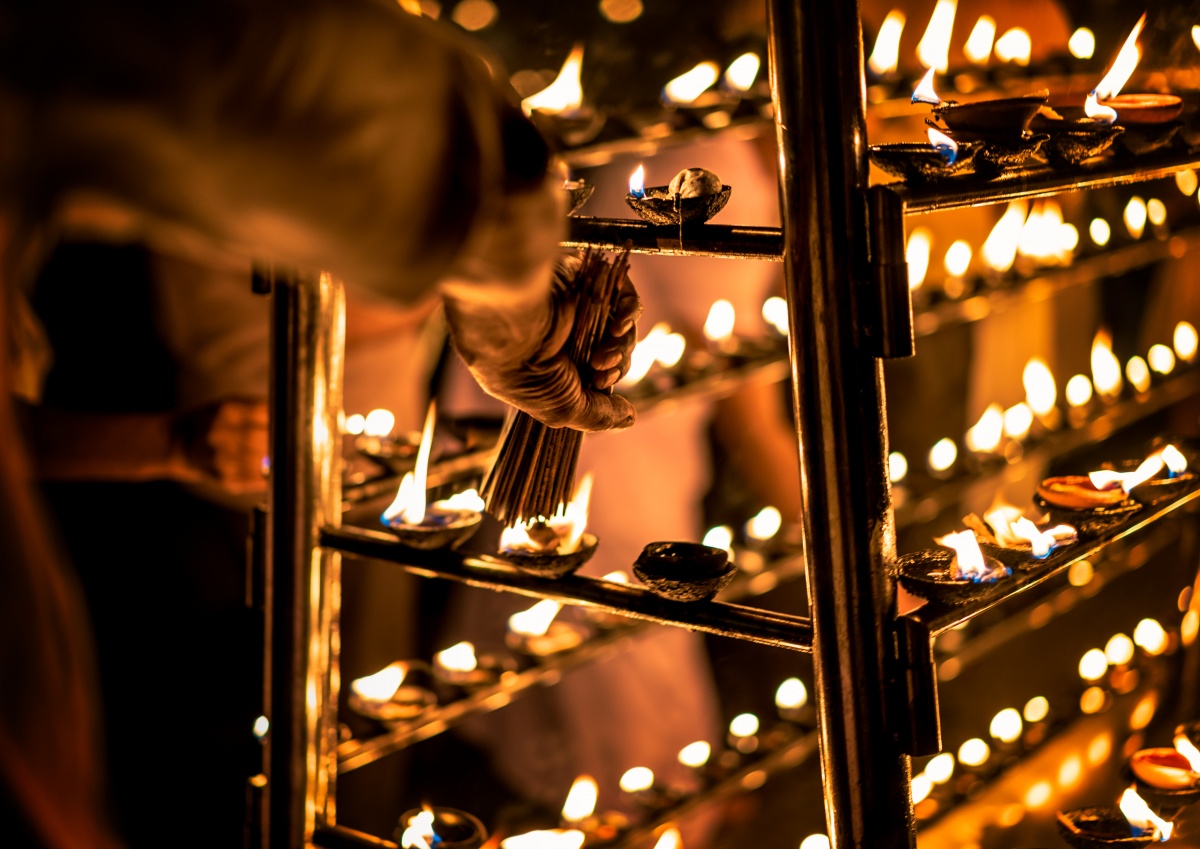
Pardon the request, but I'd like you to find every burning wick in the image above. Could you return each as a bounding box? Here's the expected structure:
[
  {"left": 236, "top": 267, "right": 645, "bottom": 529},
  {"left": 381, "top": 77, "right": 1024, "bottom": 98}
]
[
  {"left": 1085, "top": 92, "right": 1119, "bottom": 125},
  {"left": 506, "top": 600, "right": 585, "bottom": 657},
  {"left": 433, "top": 641, "right": 498, "bottom": 687},
  {"left": 912, "top": 67, "right": 943, "bottom": 106},
  {"left": 522, "top": 44, "right": 585, "bottom": 117},
  {"left": 935, "top": 530, "right": 1008, "bottom": 582},
  {"left": 628, "top": 165, "right": 645, "bottom": 199},
  {"left": 977, "top": 504, "right": 1076, "bottom": 558},
  {"left": 500, "top": 474, "right": 593, "bottom": 555},
  {"left": 927, "top": 126, "right": 959, "bottom": 164},
  {"left": 1088, "top": 449, "right": 1175, "bottom": 494},
  {"left": 400, "top": 809, "right": 437, "bottom": 849},
  {"left": 1118, "top": 786, "right": 1174, "bottom": 841},
  {"left": 348, "top": 661, "right": 436, "bottom": 721},
  {"left": 1094, "top": 13, "right": 1146, "bottom": 103},
  {"left": 1162, "top": 444, "right": 1188, "bottom": 477}
]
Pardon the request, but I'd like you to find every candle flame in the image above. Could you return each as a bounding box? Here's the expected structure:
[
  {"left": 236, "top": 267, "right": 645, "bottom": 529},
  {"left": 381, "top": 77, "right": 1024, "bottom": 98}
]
[
  {"left": 435, "top": 641, "right": 478, "bottom": 673},
  {"left": 1095, "top": 14, "right": 1146, "bottom": 101},
  {"left": 653, "top": 827, "right": 682, "bottom": 849},
  {"left": 724, "top": 53, "right": 761, "bottom": 92},
  {"left": 984, "top": 503, "right": 1075, "bottom": 557},
  {"left": 382, "top": 403, "right": 437, "bottom": 524},
  {"left": 351, "top": 661, "right": 406, "bottom": 702},
  {"left": 916, "top": 0, "right": 957, "bottom": 72},
  {"left": 678, "top": 740, "right": 712, "bottom": 767},
  {"left": 1125, "top": 196, "right": 1148, "bottom": 239},
  {"left": 906, "top": 228, "right": 932, "bottom": 290},
  {"left": 927, "top": 126, "right": 958, "bottom": 162},
  {"left": 509, "top": 599, "right": 562, "bottom": 638},
  {"left": 1023, "top": 357, "right": 1057, "bottom": 416},
  {"left": 704, "top": 300, "right": 736, "bottom": 342},
  {"left": 400, "top": 809, "right": 436, "bottom": 849},
  {"left": 982, "top": 201, "right": 1028, "bottom": 273},
  {"left": 663, "top": 62, "right": 720, "bottom": 105},
  {"left": 620, "top": 322, "right": 685, "bottom": 385},
  {"left": 1119, "top": 786, "right": 1173, "bottom": 841},
  {"left": 501, "top": 831, "right": 586, "bottom": 849},
  {"left": 963, "top": 16, "right": 996, "bottom": 65},
  {"left": 499, "top": 473, "right": 593, "bottom": 554},
  {"left": 936, "top": 529, "right": 992, "bottom": 581},
  {"left": 746, "top": 506, "right": 782, "bottom": 541},
  {"left": 619, "top": 766, "right": 654, "bottom": 793},
  {"left": 629, "top": 165, "right": 645, "bottom": 198},
  {"left": 1176, "top": 321, "right": 1199, "bottom": 362},
  {"left": 994, "top": 28, "right": 1032, "bottom": 65},
  {"left": 1174, "top": 733, "right": 1200, "bottom": 772},
  {"left": 868, "top": 10, "right": 906, "bottom": 75},
  {"left": 1162, "top": 444, "right": 1188, "bottom": 475},
  {"left": 965, "top": 404, "right": 1003, "bottom": 453},
  {"left": 437, "top": 488, "right": 486, "bottom": 511},
  {"left": 1085, "top": 92, "right": 1119, "bottom": 124},
  {"left": 912, "top": 67, "right": 942, "bottom": 105},
  {"left": 775, "top": 677, "right": 808, "bottom": 710},
  {"left": 762, "top": 296, "right": 789, "bottom": 335},
  {"left": 561, "top": 775, "right": 599, "bottom": 823},
  {"left": 1089, "top": 453, "right": 1164, "bottom": 494},
  {"left": 363, "top": 408, "right": 396, "bottom": 437},
  {"left": 522, "top": 44, "right": 585, "bottom": 116},
  {"left": 1091, "top": 331, "right": 1123, "bottom": 397}
]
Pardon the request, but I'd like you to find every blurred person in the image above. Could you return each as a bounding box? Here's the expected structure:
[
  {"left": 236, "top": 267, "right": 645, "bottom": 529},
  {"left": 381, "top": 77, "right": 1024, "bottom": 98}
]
[{"left": 0, "top": 2, "right": 640, "bottom": 847}]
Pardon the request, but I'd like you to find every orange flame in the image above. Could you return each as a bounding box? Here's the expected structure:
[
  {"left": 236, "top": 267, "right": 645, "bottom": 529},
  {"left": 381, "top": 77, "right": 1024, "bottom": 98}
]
[
  {"left": 522, "top": 44, "right": 585, "bottom": 116},
  {"left": 351, "top": 661, "right": 406, "bottom": 703},
  {"left": 383, "top": 403, "right": 437, "bottom": 524},
  {"left": 499, "top": 473, "right": 593, "bottom": 553},
  {"left": 936, "top": 530, "right": 991, "bottom": 580},
  {"left": 1094, "top": 14, "right": 1146, "bottom": 101},
  {"left": 400, "top": 809, "right": 437, "bottom": 849},
  {"left": 508, "top": 600, "right": 562, "bottom": 638},
  {"left": 561, "top": 775, "right": 599, "bottom": 823},
  {"left": 868, "top": 11, "right": 906, "bottom": 75},
  {"left": 916, "top": 0, "right": 957, "bottom": 72},
  {"left": 1085, "top": 92, "right": 1118, "bottom": 124},
  {"left": 1089, "top": 451, "right": 1165, "bottom": 493},
  {"left": 1118, "top": 786, "right": 1173, "bottom": 841},
  {"left": 1174, "top": 733, "right": 1200, "bottom": 772},
  {"left": 912, "top": 67, "right": 941, "bottom": 105}
]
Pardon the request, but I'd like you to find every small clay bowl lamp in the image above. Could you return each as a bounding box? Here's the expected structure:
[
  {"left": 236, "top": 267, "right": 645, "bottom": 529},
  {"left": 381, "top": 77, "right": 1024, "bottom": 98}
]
[
  {"left": 1033, "top": 475, "right": 1142, "bottom": 538},
  {"left": 347, "top": 661, "right": 437, "bottom": 723},
  {"left": 1032, "top": 106, "right": 1125, "bottom": 167},
  {"left": 633, "top": 541, "right": 737, "bottom": 602},
  {"left": 563, "top": 179, "right": 595, "bottom": 215},
  {"left": 504, "top": 599, "right": 589, "bottom": 657},
  {"left": 963, "top": 505, "right": 1077, "bottom": 571},
  {"left": 379, "top": 405, "right": 482, "bottom": 550},
  {"left": 870, "top": 127, "right": 981, "bottom": 182},
  {"left": 1131, "top": 739, "right": 1200, "bottom": 812},
  {"left": 932, "top": 93, "right": 1048, "bottom": 137},
  {"left": 558, "top": 774, "right": 628, "bottom": 843},
  {"left": 396, "top": 807, "right": 487, "bottom": 849},
  {"left": 496, "top": 474, "right": 599, "bottom": 579},
  {"left": 1127, "top": 445, "right": 1196, "bottom": 506},
  {"left": 626, "top": 165, "right": 732, "bottom": 226},
  {"left": 926, "top": 122, "right": 1048, "bottom": 175},
  {"left": 523, "top": 44, "right": 607, "bottom": 149},
  {"left": 431, "top": 641, "right": 509, "bottom": 689},
  {"left": 1104, "top": 95, "right": 1184, "bottom": 126},
  {"left": 896, "top": 531, "right": 1010, "bottom": 607},
  {"left": 1055, "top": 807, "right": 1157, "bottom": 849}
]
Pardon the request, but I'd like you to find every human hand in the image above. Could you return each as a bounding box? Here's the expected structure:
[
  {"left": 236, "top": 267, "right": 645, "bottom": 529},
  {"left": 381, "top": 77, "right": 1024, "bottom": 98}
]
[
  {"left": 173, "top": 399, "right": 269, "bottom": 495},
  {"left": 449, "top": 254, "right": 642, "bottom": 432}
]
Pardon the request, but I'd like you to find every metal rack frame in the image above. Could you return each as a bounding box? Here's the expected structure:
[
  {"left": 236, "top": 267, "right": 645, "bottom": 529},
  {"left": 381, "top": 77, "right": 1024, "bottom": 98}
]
[{"left": 260, "top": 3, "right": 1200, "bottom": 848}]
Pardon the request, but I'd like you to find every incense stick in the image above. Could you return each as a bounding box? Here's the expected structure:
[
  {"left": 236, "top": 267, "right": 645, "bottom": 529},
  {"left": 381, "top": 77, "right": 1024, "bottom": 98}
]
[{"left": 482, "top": 249, "right": 629, "bottom": 525}]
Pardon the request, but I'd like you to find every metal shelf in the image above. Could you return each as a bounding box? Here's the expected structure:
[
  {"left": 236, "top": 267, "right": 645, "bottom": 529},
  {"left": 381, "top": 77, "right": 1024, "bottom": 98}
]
[
  {"left": 562, "top": 216, "right": 783, "bottom": 260},
  {"left": 894, "top": 368, "right": 1200, "bottom": 529},
  {"left": 321, "top": 525, "right": 814, "bottom": 652},
  {"left": 891, "top": 150, "right": 1200, "bottom": 215},
  {"left": 900, "top": 479, "right": 1200, "bottom": 637}
]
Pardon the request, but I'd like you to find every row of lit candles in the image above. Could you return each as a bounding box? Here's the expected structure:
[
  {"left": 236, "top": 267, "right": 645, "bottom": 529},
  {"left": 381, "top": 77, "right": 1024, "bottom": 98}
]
[
  {"left": 889, "top": 324, "right": 1199, "bottom": 485},
  {"left": 905, "top": 184, "right": 1197, "bottom": 293},
  {"left": 911, "top": 613, "right": 1195, "bottom": 830}
]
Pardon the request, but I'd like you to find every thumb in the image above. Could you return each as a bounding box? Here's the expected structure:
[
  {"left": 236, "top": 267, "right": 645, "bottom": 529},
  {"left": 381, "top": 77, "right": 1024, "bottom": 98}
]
[{"left": 568, "top": 391, "right": 637, "bottom": 433}]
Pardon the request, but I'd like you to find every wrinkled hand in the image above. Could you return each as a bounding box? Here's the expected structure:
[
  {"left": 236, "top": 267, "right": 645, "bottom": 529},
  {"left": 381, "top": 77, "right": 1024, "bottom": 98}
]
[
  {"left": 174, "top": 399, "right": 269, "bottom": 494},
  {"left": 454, "top": 256, "right": 642, "bottom": 432}
]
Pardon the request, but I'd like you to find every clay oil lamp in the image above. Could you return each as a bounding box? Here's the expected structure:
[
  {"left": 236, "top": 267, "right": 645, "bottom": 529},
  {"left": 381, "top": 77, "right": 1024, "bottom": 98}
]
[
  {"left": 897, "top": 529, "right": 1011, "bottom": 606},
  {"left": 497, "top": 474, "right": 598, "bottom": 578},
  {"left": 1130, "top": 732, "right": 1200, "bottom": 814},
  {"left": 431, "top": 641, "right": 510, "bottom": 689},
  {"left": 912, "top": 69, "right": 1049, "bottom": 176},
  {"left": 1033, "top": 453, "right": 1158, "bottom": 537},
  {"left": 869, "top": 126, "right": 981, "bottom": 183},
  {"left": 1031, "top": 105, "right": 1125, "bottom": 168},
  {"left": 962, "top": 501, "right": 1077, "bottom": 570},
  {"left": 1091, "top": 15, "right": 1184, "bottom": 155},
  {"left": 1057, "top": 788, "right": 1173, "bottom": 849},
  {"left": 505, "top": 600, "right": 588, "bottom": 658},
  {"left": 347, "top": 661, "right": 436, "bottom": 723},
  {"left": 397, "top": 806, "right": 488, "bottom": 849},
  {"left": 702, "top": 299, "right": 776, "bottom": 361},
  {"left": 563, "top": 179, "right": 595, "bottom": 216},
  {"left": 633, "top": 540, "right": 737, "bottom": 602},
  {"left": 558, "top": 774, "right": 627, "bottom": 844},
  {"left": 626, "top": 165, "right": 732, "bottom": 226},
  {"left": 380, "top": 403, "right": 482, "bottom": 549},
  {"left": 1126, "top": 444, "right": 1195, "bottom": 505},
  {"left": 522, "top": 44, "right": 606, "bottom": 148},
  {"left": 617, "top": 766, "right": 677, "bottom": 812},
  {"left": 615, "top": 321, "right": 688, "bottom": 397}
]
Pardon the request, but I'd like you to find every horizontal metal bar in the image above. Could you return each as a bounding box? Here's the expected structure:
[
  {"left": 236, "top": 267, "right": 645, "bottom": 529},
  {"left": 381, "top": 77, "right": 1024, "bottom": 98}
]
[
  {"left": 894, "top": 151, "right": 1200, "bottom": 214},
  {"left": 894, "top": 368, "right": 1200, "bottom": 528},
  {"left": 901, "top": 479, "right": 1200, "bottom": 636},
  {"left": 321, "top": 525, "right": 813, "bottom": 652},
  {"left": 313, "top": 823, "right": 398, "bottom": 849},
  {"left": 562, "top": 217, "right": 783, "bottom": 260},
  {"left": 337, "top": 624, "right": 641, "bottom": 771}
]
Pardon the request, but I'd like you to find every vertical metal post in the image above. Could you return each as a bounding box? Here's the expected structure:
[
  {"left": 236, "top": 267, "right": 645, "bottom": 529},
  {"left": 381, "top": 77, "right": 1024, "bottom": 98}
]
[
  {"left": 765, "top": 2, "right": 914, "bottom": 848},
  {"left": 265, "top": 270, "right": 345, "bottom": 849}
]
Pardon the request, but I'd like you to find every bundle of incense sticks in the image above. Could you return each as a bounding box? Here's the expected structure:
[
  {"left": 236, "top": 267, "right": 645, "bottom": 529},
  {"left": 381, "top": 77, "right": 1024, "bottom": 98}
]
[{"left": 482, "top": 249, "right": 630, "bottom": 525}]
